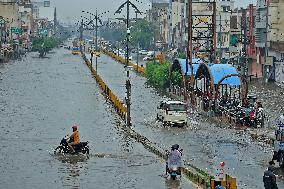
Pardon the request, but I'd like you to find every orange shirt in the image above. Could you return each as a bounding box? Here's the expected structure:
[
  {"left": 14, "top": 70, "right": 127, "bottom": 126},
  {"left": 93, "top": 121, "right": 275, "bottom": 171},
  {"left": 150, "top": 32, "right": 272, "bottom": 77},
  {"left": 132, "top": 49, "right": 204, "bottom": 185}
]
[{"left": 73, "top": 130, "right": 80, "bottom": 144}]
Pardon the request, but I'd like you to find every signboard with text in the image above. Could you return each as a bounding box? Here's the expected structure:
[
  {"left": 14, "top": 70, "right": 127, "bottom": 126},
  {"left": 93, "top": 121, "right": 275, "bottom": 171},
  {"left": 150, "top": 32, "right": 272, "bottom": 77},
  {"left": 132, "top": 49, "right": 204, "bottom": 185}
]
[{"left": 11, "top": 27, "right": 23, "bottom": 34}]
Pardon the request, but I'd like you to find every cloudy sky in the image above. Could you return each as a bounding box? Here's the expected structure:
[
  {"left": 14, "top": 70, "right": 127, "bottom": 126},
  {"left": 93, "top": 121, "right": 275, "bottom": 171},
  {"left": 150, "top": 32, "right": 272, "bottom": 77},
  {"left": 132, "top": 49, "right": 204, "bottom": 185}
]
[{"left": 50, "top": 0, "right": 257, "bottom": 23}]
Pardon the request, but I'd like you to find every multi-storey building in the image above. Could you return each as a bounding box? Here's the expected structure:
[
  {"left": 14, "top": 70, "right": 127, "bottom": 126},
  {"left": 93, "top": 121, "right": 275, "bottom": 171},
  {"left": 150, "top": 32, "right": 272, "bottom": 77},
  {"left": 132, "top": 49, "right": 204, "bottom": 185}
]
[
  {"left": 168, "top": 0, "right": 185, "bottom": 50},
  {"left": 148, "top": 0, "right": 169, "bottom": 49},
  {"left": 255, "top": 0, "right": 268, "bottom": 78},
  {"left": 0, "top": 0, "right": 21, "bottom": 49},
  {"left": 216, "top": 0, "right": 235, "bottom": 62},
  {"left": 267, "top": 0, "right": 284, "bottom": 83},
  {"left": 18, "top": 0, "right": 33, "bottom": 47},
  {"left": 245, "top": 4, "right": 263, "bottom": 77}
]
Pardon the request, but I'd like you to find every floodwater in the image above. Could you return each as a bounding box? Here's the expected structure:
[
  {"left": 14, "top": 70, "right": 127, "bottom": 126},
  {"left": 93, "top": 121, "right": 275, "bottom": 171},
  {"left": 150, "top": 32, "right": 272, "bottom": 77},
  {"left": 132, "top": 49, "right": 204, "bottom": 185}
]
[
  {"left": 0, "top": 48, "right": 196, "bottom": 189},
  {"left": 94, "top": 52, "right": 284, "bottom": 189}
]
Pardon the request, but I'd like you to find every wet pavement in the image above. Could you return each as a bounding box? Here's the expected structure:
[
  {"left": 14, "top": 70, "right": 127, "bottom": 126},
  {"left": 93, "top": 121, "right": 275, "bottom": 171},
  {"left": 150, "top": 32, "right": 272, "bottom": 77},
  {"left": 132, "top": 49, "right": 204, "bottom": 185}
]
[
  {"left": 95, "top": 52, "right": 284, "bottom": 189},
  {"left": 0, "top": 48, "right": 196, "bottom": 189}
]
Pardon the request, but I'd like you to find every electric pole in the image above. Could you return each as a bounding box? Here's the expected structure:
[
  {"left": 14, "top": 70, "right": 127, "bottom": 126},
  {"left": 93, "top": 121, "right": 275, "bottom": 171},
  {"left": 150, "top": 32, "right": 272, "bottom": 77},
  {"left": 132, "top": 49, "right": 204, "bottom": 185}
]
[
  {"left": 136, "top": 11, "right": 139, "bottom": 71},
  {"left": 81, "top": 10, "right": 105, "bottom": 71},
  {"left": 95, "top": 9, "right": 98, "bottom": 71},
  {"left": 115, "top": 0, "right": 141, "bottom": 127}
]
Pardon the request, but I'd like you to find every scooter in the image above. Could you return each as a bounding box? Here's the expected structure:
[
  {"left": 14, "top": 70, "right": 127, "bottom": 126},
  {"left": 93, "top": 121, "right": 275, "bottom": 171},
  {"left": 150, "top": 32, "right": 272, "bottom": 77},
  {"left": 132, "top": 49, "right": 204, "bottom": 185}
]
[
  {"left": 166, "top": 149, "right": 183, "bottom": 180},
  {"left": 54, "top": 137, "right": 89, "bottom": 155}
]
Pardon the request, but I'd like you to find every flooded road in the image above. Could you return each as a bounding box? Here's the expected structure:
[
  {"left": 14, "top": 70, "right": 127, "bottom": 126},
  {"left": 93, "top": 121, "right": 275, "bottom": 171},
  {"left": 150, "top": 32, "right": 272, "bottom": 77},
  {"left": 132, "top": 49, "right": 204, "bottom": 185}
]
[
  {"left": 0, "top": 48, "right": 196, "bottom": 189},
  {"left": 95, "top": 53, "right": 284, "bottom": 189}
]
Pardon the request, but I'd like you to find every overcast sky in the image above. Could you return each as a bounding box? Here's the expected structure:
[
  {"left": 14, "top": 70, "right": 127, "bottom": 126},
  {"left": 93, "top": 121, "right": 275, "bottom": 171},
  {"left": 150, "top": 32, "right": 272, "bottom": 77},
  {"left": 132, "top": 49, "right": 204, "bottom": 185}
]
[{"left": 50, "top": 0, "right": 257, "bottom": 24}]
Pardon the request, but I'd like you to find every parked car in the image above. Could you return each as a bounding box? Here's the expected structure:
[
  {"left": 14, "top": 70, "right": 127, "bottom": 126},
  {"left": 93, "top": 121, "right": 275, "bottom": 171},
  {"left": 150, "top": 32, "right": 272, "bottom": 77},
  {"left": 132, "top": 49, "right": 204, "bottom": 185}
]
[
  {"left": 147, "top": 51, "right": 154, "bottom": 56},
  {"left": 157, "top": 100, "right": 187, "bottom": 127},
  {"left": 139, "top": 50, "right": 148, "bottom": 55}
]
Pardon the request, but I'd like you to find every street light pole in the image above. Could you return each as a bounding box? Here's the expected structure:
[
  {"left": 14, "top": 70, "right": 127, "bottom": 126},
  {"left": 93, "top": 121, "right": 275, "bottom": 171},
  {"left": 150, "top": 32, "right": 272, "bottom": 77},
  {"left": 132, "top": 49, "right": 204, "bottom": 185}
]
[
  {"left": 80, "top": 19, "right": 83, "bottom": 52},
  {"left": 95, "top": 9, "right": 98, "bottom": 71},
  {"left": 115, "top": 0, "right": 141, "bottom": 127},
  {"left": 82, "top": 10, "right": 106, "bottom": 71},
  {"left": 136, "top": 11, "right": 139, "bottom": 71},
  {"left": 126, "top": 0, "right": 131, "bottom": 127}
]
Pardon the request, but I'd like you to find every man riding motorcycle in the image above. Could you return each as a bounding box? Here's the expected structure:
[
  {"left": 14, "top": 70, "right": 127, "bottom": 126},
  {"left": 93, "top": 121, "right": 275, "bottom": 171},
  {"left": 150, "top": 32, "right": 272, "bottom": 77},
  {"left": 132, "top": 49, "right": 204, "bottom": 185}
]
[
  {"left": 67, "top": 124, "right": 80, "bottom": 153},
  {"left": 166, "top": 144, "right": 182, "bottom": 176}
]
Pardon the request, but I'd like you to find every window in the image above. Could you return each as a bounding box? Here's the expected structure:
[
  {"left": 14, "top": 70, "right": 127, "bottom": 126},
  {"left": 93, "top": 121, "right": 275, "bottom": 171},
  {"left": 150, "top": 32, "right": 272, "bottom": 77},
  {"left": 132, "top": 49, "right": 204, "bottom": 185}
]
[{"left": 168, "top": 104, "right": 186, "bottom": 111}]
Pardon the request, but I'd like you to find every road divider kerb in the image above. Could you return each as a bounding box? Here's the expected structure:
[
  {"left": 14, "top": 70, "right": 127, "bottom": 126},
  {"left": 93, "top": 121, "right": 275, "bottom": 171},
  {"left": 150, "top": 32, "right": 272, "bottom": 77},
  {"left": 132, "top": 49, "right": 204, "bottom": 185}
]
[
  {"left": 82, "top": 53, "right": 127, "bottom": 120},
  {"left": 102, "top": 49, "right": 145, "bottom": 74},
  {"left": 81, "top": 52, "right": 237, "bottom": 189}
]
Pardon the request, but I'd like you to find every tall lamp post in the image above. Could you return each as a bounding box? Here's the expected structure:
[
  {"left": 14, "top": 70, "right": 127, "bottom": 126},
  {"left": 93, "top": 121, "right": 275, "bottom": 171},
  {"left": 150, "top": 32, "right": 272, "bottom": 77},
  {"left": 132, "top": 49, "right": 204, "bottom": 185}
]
[
  {"left": 115, "top": 0, "right": 141, "bottom": 127},
  {"left": 82, "top": 10, "right": 107, "bottom": 71}
]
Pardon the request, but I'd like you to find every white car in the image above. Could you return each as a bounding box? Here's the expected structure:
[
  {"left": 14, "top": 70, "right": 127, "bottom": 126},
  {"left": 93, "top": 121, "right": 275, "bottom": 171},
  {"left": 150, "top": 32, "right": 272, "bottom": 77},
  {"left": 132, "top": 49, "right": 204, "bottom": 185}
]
[
  {"left": 139, "top": 50, "right": 148, "bottom": 55},
  {"left": 147, "top": 51, "right": 154, "bottom": 56},
  {"left": 157, "top": 100, "right": 187, "bottom": 127}
]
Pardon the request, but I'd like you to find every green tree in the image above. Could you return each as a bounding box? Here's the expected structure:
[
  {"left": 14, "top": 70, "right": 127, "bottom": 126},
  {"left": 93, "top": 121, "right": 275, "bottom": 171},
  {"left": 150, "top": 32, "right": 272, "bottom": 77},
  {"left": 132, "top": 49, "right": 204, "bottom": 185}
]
[
  {"left": 100, "top": 26, "right": 124, "bottom": 42},
  {"left": 145, "top": 61, "right": 170, "bottom": 88},
  {"left": 145, "top": 60, "right": 184, "bottom": 89},
  {"left": 32, "top": 37, "right": 62, "bottom": 58},
  {"left": 171, "top": 71, "right": 183, "bottom": 87},
  {"left": 130, "top": 19, "right": 155, "bottom": 50}
]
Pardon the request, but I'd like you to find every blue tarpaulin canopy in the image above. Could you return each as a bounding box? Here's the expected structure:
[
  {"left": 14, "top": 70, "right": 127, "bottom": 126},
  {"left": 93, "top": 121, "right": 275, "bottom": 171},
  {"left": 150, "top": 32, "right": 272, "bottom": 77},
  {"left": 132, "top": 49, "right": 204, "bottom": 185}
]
[
  {"left": 209, "top": 64, "right": 241, "bottom": 85},
  {"left": 178, "top": 58, "right": 203, "bottom": 76},
  {"left": 176, "top": 59, "right": 241, "bottom": 86}
]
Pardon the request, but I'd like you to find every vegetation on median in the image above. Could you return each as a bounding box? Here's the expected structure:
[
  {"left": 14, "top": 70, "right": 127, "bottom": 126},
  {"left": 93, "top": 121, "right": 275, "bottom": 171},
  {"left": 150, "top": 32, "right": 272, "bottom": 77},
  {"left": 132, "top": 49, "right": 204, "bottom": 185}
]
[{"left": 145, "top": 61, "right": 183, "bottom": 89}]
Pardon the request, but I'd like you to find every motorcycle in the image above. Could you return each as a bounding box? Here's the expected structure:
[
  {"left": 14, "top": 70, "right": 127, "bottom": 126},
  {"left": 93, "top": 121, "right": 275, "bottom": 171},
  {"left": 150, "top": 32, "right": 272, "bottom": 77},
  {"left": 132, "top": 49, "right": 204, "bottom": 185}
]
[
  {"left": 54, "top": 137, "right": 90, "bottom": 155},
  {"left": 166, "top": 149, "right": 183, "bottom": 180}
]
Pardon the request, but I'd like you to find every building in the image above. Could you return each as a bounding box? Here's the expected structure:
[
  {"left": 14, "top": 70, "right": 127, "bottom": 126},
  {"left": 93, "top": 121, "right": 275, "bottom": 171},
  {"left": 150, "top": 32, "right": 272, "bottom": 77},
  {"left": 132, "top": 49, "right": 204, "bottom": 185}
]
[
  {"left": 18, "top": 0, "right": 34, "bottom": 47},
  {"left": 168, "top": 0, "right": 185, "bottom": 50},
  {"left": 148, "top": 0, "right": 169, "bottom": 49},
  {"left": 0, "top": 0, "right": 21, "bottom": 48},
  {"left": 216, "top": 0, "right": 235, "bottom": 62},
  {"left": 255, "top": 0, "right": 268, "bottom": 79},
  {"left": 31, "top": 0, "right": 55, "bottom": 37},
  {"left": 267, "top": 0, "right": 284, "bottom": 83}
]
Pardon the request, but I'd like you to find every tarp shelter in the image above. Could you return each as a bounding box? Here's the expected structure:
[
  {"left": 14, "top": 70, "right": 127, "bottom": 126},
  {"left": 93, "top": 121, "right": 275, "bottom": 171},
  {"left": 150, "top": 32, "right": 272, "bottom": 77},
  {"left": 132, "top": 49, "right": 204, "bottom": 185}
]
[
  {"left": 174, "top": 59, "right": 241, "bottom": 86},
  {"left": 209, "top": 64, "right": 241, "bottom": 85},
  {"left": 178, "top": 58, "right": 203, "bottom": 76}
]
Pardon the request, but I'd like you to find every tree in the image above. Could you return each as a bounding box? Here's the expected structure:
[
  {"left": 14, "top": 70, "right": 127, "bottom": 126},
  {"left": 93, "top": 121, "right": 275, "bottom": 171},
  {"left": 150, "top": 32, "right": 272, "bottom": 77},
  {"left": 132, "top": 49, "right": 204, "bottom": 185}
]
[
  {"left": 145, "top": 61, "right": 171, "bottom": 88},
  {"left": 32, "top": 37, "right": 62, "bottom": 58},
  {"left": 130, "top": 19, "right": 155, "bottom": 50}
]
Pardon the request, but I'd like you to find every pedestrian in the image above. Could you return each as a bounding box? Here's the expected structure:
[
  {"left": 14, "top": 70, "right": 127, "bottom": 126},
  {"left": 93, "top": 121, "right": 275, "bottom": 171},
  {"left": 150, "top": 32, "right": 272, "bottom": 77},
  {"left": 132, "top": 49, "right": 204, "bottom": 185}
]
[{"left": 263, "top": 165, "right": 278, "bottom": 189}]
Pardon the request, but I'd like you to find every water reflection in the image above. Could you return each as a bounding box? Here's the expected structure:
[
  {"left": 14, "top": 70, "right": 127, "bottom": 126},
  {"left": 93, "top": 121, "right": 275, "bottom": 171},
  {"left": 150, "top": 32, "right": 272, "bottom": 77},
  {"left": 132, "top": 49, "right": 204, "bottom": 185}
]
[
  {"left": 54, "top": 154, "right": 88, "bottom": 189},
  {"left": 165, "top": 179, "right": 181, "bottom": 189}
]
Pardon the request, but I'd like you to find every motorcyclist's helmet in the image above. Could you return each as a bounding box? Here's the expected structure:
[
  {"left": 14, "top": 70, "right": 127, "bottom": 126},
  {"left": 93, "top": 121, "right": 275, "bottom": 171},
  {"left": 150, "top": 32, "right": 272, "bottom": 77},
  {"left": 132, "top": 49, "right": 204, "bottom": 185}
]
[
  {"left": 72, "top": 124, "right": 78, "bottom": 131},
  {"left": 171, "top": 144, "right": 179, "bottom": 150}
]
